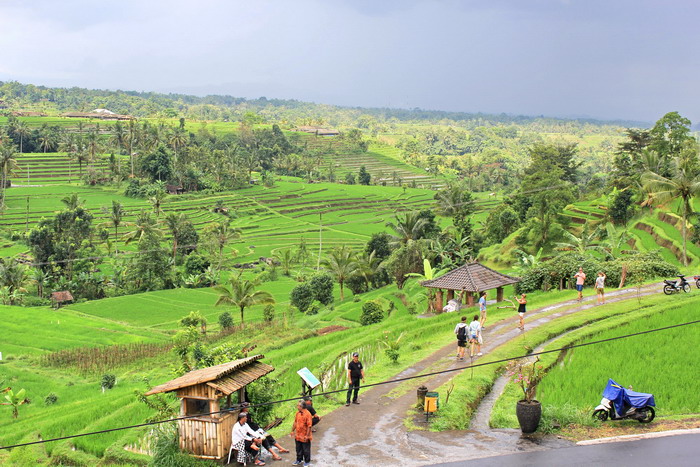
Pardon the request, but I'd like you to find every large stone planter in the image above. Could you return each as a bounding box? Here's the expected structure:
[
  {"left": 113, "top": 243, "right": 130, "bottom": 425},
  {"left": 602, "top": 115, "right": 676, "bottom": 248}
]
[{"left": 516, "top": 400, "right": 541, "bottom": 433}]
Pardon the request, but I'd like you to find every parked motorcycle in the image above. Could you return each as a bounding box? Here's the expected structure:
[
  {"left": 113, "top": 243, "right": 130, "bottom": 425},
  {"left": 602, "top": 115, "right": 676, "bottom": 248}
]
[
  {"left": 592, "top": 379, "right": 655, "bottom": 423},
  {"left": 663, "top": 275, "right": 690, "bottom": 295},
  {"left": 693, "top": 275, "right": 700, "bottom": 289}
]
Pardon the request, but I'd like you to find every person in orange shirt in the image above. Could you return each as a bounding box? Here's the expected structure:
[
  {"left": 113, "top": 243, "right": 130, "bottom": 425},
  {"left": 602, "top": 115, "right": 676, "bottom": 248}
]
[{"left": 290, "top": 400, "right": 313, "bottom": 466}]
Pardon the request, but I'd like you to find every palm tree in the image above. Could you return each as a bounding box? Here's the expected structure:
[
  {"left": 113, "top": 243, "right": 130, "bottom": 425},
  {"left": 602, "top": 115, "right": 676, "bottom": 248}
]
[
  {"left": 164, "top": 212, "right": 188, "bottom": 260},
  {"left": 73, "top": 149, "right": 90, "bottom": 176},
  {"left": 0, "top": 143, "right": 20, "bottom": 208},
  {"left": 61, "top": 193, "right": 83, "bottom": 210},
  {"left": 278, "top": 248, "right": 294, "bottom": 276},
  {"left": 642, "top": 158, "right": 700, "bottom": 266},
  {"left": 321, "top": 245, "right": 358, "bottom": 300},
  {"left": 386, "top": 211, "right": 428, "bottom": 247},
  {"left": 14, "top": 121, "right": 29, "bottom": 154},
  {"left": 37, "top": 132, "right": 56, "bottom": 153},
  {"left": 31, "top": 268, "right": 50, "bottom": 299},
  {"left": 148, "top": 190, "right": 167, "bottom": 217},
  {"left": 356, "top": 250, "right": 380, "bottom": 289},
  {"left": 102, "top": 201, "right": 127, "bottom": 253},
  {"left": 214, "top": 275, "right": 275, "bottom": 328},
  {"left": 168, "top": 129, "right": 187, "bottom": 163},
  {"left": 0, "top": 261, "right": 28, "bottom": 304},
  {"left": 123, "top": 211, "right": 161, "bottom": 245},
  {"left": 554, "top": 223, "right": 605, "bottom": 256},
  {"left": 86, "top": 128, "right": 101, "bottom": 169},
  {"left": 204, "top": 222, "right": 242, "bottom": 268}
]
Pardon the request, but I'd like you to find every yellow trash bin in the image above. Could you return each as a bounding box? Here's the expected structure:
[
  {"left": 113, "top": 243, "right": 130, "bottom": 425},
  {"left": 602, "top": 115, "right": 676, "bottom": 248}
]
[{"left": 424, "top": 391, "right": 439, "bottom": 414}]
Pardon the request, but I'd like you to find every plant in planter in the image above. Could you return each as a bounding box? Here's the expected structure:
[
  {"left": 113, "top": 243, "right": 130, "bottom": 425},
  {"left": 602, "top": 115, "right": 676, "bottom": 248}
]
[{"left": 506, "top": 356, "right": 545, "bottom": 433}]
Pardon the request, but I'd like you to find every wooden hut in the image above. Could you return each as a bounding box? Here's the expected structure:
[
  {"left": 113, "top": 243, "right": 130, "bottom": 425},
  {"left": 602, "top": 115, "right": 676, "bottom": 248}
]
[
  {"left": 421, "top": 262, "right": 519, "bottom": 311},
  {"left": 50, "top": 291, "right": 74, "bottom": 308},
  {"left": 145, "top": 355, "right": 274, "bottom": 460}
]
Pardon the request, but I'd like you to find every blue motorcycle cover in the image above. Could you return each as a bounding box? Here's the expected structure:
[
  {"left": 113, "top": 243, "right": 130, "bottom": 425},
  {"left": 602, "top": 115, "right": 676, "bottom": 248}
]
[{"left": 603, "top": 379, "right": 655, "bottom": 416}]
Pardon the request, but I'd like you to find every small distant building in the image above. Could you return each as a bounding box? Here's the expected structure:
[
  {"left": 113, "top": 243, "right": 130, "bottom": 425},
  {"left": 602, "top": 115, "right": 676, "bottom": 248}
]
[
  {"left": 293, "top": 125, "right": 340, "bottom": 136},
  {"left": 62, "top": 111, "right": 134, "bottom": 120},
  {"left": 421, "top": 262, "right": 520, "bottom": 310},
  {"left": 50, "top": 291, "right": 74, "bottom": 308},
  {"left": 145, "top": 355, "right": 274, "bottom": 460},
  {"left": 166, "top": 184, "right": 186, "bottom": 195}
]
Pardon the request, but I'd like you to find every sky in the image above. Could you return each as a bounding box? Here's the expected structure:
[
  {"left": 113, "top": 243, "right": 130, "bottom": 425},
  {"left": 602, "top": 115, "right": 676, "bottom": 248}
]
[{"left": 0, "top": 0, "right": 698, "bottom": 123}]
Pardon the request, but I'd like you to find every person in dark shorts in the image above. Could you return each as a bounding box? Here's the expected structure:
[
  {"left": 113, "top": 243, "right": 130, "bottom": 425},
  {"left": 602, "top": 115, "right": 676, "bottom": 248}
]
[
  {"left": 515, "top": 294, "right": 527, "bottom": 330},
  {"left": 303, "top": 396, "right": 321, "bottom": 431},
  {"left": 454, "top": 316, "right": 468, "bottom": 360},
  {"left": 574, "top": 267, "right": 586, "bottom": 301},
  {"left": 346, "top": 352, "right": 365, "bottom": 406}
]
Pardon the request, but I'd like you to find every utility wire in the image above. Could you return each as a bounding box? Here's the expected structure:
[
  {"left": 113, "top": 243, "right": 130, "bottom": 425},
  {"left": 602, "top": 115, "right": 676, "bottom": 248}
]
[{"left": 2, "top": 318, "right": 698, "bottom": 451}]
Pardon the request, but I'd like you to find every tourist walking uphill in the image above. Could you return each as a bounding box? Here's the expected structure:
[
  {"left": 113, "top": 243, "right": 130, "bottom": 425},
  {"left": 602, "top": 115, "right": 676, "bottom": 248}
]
[
  {"left": 516, "top": 294, "right": 527, "bottom": 330},
  {"left": 479, "top": 291, "right": 488, "bottom": 327},
  {"left": 455, "top": 316, "right": 469, "bottom": 361},
  {"left": 346, "top": 352, "right": 365, "bottom": 406},
  {"left": 291, "top": 400, "right": 313, "bottom": 466},
  {"left": 574, "top": 267, "right": 586, "bottom": 301},
  {"left": 596, "top": 272, "right": 607, "bottom": 305},
  {"left": 469, "top": 315, "right": 483, "bottom": 357}
]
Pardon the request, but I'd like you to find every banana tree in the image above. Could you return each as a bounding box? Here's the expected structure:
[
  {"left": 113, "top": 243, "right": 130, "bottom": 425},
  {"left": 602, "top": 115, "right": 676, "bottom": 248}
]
[
  {"left": 406, "top": 258, "right": 448, "bottom": 313},
  {"left": 2, "top": 388, "right": 30, "bottom": 419}
]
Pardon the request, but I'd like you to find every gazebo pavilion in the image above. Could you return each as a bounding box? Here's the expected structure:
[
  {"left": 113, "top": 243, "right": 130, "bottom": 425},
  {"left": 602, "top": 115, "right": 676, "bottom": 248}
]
[{"left": 421, "top": 262, "right": 520, "bottom": 311}]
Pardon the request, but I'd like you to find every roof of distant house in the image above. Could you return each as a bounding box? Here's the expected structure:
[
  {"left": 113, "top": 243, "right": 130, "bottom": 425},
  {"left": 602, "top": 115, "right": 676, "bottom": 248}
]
[
  {"left": 50, "top": 291, "right": 74, "bottom": 302},
  {"left": 422, "top": 262, "right": 519, "bottom": 291}
]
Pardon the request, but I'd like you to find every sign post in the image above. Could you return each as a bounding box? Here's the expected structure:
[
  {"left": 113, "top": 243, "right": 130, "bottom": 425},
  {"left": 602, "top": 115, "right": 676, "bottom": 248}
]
[{"left": 296, "top": 367, "right": 321, "bottom": 397}]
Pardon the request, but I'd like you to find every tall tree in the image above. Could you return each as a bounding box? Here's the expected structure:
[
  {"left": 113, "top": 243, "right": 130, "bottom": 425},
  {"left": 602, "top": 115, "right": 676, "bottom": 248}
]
[
  {"left": 203, "top": 222, "right": 242, "bottom": 268},
  {"left": 0, "top": 142, "right": 20, "bottom": 208},
  {"left": 123, "top": 210, "right": 162, "bottom": 245},
  {"left": 321, "top": 245, "right": 357, "bottom": 300},
  {"left": 102, "top": 201, "right": 127, "bottom": 253},
  {"left": 386, "top": 211, "right": 429, "bottom": 247},
  {"left": 214, "top": 275, "right": 275, "bottom": 328},
  {"left": 642, "top": 158, "right": 700, "bottom": 266}
]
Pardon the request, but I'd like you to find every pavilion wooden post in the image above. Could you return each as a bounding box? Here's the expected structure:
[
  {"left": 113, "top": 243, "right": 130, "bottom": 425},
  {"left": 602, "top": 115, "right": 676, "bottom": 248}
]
[
  {"left": 435, "top": 289, "right": 444, "bottom": 312},
  {"left": 446, "top": 289, "right": 454, "bottom": 302},
  {"left": 466, "top": 292, "right": 474, "bottom": 307},
  {"left": 496, "top": 286, "right": 504, "bottom": 302}
]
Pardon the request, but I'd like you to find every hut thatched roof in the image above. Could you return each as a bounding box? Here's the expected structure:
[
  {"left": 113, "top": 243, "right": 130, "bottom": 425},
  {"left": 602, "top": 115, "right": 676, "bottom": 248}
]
[
  {"left": 50, "top": 291, "right": 74, "bottom": 302},
  {"left": 145, "top": 355, "right": 273, "bottom": 396},
  {"left": 421, "top": 262, "right": 519, "bottom": 292}
]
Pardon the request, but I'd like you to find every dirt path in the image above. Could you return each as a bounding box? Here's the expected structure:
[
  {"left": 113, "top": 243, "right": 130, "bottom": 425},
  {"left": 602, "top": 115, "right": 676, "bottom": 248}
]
[{"left": 310, "top": 284, "right": 659, "bottom": 466}]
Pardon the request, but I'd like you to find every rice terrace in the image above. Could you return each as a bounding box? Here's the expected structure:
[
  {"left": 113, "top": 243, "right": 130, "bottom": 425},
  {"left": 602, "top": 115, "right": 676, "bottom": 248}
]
[{"left": 1, "top": 2, "right": 700, "bottom": 466}]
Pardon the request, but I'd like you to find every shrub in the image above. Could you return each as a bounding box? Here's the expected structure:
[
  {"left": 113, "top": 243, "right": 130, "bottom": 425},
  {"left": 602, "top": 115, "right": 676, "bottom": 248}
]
[
  {"left": 183, "top": 254, "right": 210, "bottom": 276},
  {"left": 346, "top": 273, "right": 368, "bottom": 295},
  {"left": 263, "top": 304, "right": 275, "bottom": 322},
  {"left": 247, "top": 376, "right": 281, "bottom": 427},
  {"left": 309, "top": 272, "right": 334, "bottom": 305},
  {"left": 306, "top": 302, "right": 321, "bottom": 315},
  {"left": 44, "top": 392, "right": 58, "bottom": 406},
  {"left": 360, "top": 300, "right": 384, "bottom": 326},
  {"left": 290, "top": 283, "right": 314, "bottom": 313},
  {"left": 218, "top": 312, "right": 234, "bottom": 330},
  {"left": 101, "top": 374, "right": 116, "bottom": 391}
]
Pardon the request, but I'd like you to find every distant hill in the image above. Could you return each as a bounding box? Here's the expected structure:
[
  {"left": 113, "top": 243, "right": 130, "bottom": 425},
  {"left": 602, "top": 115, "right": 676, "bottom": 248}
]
[{"left": 0, "top": 80, "right": 647, "bottom": 128}]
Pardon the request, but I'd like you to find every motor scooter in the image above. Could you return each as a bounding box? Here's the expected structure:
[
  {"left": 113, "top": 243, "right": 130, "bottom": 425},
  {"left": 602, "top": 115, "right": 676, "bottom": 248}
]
[
  {"left": 592, "top": 379, "right": 655, "bottom": 423},
  {"left": 663, "top": 275, "right": 690, "bottom": 295}
]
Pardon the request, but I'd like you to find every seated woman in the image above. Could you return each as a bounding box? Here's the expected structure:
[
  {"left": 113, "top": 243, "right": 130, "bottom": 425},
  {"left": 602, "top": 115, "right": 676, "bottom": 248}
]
[
  {"left": 231, "top": 412, "right": 265, "bottom": 466},
  {"left": 240, "top": 402, "right": 289, "bottom": 460}
]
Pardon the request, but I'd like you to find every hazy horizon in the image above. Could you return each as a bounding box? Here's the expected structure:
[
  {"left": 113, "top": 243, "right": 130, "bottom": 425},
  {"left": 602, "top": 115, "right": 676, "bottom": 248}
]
[{"left": 1, "top": 0, "right": 698, "bottom": 123}]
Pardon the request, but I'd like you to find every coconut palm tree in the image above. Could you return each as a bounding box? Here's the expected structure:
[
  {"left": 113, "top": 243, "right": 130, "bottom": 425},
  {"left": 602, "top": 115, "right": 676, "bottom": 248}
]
[
  {"left": 204, "top": 222, "right": 242, "bottom": 268},
  {"left": 31, "top": 268, "right": 50, "bottom": 299},
  {"left": 214, "top": 275, "right": 275, "bottom": 328},
  {"left": 321, "top": 245, "right": 358, "bottom": 300},
  {"left": 148, "top": 190, "right": 167, "bottom": 217},
  {"left": 164, "top": 212, "right": 188, "bottom": 260},
  {"left": 0, "top": 261, "right": 28, "bottom": 304},
  {"left": 356, "top": 250, "right": 380, "bottom": 289},
  {"left": 102, "top": 201, "right": 127, "bottom": 253},
  {"left": 168, "top": 129, "right": 188, "bottom": 163},
  {"left": 386, "top": 211, "right": 428, "bottom": 247},
  {"left": 60, "top": 193, "right": 83, "bottom": 210},
  {"left": 123, "top": 211, "right": 161, "bottom": 245},
  {"left": 642, "top": 158, "right": 700, "bottom": 266},
  {"left": 0, "top": 142, "right": 20, "bottom": 208},
  {"left": 14, "top": 121, "right": 29, "bottom": 154}
]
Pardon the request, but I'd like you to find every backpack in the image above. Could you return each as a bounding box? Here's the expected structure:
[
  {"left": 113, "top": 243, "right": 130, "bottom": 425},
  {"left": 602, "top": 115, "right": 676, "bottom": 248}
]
[{"left": 457, "top": 324, "right": 467, "bottom": 341}]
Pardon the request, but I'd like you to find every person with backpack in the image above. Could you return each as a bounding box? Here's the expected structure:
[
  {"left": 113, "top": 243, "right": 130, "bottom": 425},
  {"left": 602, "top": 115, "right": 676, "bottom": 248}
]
[
  {"left": 454, "top": 316, "right": 469, "bottom": 360},
  {"left": 469, "top": 315, "right": 483, "bottom": 357}
]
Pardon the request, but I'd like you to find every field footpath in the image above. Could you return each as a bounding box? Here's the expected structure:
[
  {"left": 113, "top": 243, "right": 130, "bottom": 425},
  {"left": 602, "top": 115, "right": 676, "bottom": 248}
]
[{"left": 311, "top": 284, "right": 659, "bottom": 466}]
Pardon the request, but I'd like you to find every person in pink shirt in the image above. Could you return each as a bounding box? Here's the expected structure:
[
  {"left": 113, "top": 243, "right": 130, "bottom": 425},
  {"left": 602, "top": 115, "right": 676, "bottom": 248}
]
[{"left": 574, "top": 267, "right": 586, "bottom": 301}]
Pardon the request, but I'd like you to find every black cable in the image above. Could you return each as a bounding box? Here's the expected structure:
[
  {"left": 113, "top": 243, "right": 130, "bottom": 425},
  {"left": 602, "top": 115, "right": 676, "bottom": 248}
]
[{"left": 1, "top": 317, "right": 698, "bottom": 451}]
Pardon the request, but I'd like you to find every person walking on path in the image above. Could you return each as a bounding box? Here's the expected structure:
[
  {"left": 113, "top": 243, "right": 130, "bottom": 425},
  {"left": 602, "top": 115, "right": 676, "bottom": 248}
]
[
  {"left": 574, "top": 267, "right": 586, "bottom": 301},
  {"left": 595, "top": 271, "right": 606, "bottom": 304},
  {"left": 516, "top": 294, "right": 527, "bottom": 330},
  {"left": 454, "top": 316, "right": 469, "bottom": 360},
  {"left": 346, "top": 352, "right": 365, "bottom": 406},
  {"left": 468, "top": 314, "right": 482, "bottom": 357},
  {"left": 291, "top": 400, "right": 313, "bottom": 466},
  {"left": 478, "top": 291, "right": 487, "bottom": 327}
]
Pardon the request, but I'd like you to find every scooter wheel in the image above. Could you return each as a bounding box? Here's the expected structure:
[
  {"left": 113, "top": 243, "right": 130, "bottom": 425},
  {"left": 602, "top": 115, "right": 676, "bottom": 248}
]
[
  {"left": 683, "top": 284, "right": 691, "bottom": 293},
  {"left": 593, "top": 409, "right": 608, "bottom": 421},
  {"left": 663, "top": 285, "right": 674, "bottom": 295},
  {"left": 638, "top": 407, "right": 655, "bottom": 423},
  {"left": 696, "top": 280, "right": 700, "bottom": 289}
]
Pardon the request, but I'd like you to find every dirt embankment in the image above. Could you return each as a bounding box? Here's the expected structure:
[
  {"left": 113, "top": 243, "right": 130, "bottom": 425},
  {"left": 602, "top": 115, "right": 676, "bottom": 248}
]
[{"left": 635, "top": 222, "right": 683, "bottom": 262}]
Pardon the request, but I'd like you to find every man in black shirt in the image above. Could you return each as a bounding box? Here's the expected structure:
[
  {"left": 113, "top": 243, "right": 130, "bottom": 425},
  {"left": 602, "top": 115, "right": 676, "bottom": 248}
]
[
  {"left": 303, "top": 396, "right": 321, "bottom": 431},
  {"left": 345, "top": 352, "right": 365, "bottom": 406}
]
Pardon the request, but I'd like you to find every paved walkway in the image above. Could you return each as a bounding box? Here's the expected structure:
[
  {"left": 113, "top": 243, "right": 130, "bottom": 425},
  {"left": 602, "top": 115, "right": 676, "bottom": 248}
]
[{"left": 310, "top": 284, "right": 658, "bottom": 466}]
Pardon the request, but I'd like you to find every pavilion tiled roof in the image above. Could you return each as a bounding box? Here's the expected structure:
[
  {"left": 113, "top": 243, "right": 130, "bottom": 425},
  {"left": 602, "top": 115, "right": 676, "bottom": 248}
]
[
  {"left": 421, "top": 262, "right": 519, "bottom": 292},
  {"left": 145, "top": 355, "right": 274, "bottom": 396}
]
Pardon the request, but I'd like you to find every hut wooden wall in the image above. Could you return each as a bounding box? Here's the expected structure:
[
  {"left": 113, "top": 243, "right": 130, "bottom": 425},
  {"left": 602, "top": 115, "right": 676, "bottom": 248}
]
[
  {"left": 177, "top": 383, "right": 219, "bottom": 400},
  {"left": 178, "top": 413, "right": 235, "bottom": 459}
]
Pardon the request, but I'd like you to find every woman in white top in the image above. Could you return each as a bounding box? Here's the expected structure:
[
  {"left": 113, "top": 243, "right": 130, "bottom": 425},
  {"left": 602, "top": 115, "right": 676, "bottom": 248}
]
[
  {"left": 468, "top": 315, "right": 483, "bottom": 357},
  {"left": 231, "top": 412, "right": 265, "bottom": 465},
  {"left": 595, "top": 272, "right": 606, "bottom": 305}
]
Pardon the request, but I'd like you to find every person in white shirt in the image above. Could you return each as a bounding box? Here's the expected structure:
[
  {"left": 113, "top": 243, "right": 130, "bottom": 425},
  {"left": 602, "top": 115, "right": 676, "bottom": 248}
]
[
  {"left": 231, "top": 412, "right": 265, "bottom": 465},
  {"left": 468, "top": 315, "right": 483, "bottom": 357},
  {"left": 454, "top": 316, "right": 469, "bottom": 360},
  {"left": 595, "top": 272, "right": 606, "bottom": 305}
]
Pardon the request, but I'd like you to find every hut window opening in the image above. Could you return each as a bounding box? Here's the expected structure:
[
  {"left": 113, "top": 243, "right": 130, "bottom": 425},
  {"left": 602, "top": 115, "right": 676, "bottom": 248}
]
[{"left": 184, "top": 398, "right": 211, "bottom": 416}]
